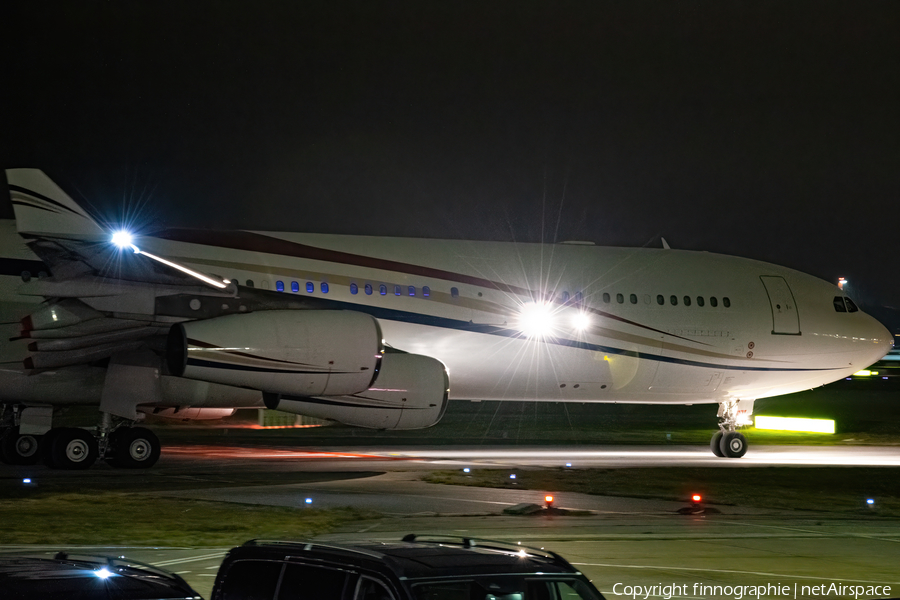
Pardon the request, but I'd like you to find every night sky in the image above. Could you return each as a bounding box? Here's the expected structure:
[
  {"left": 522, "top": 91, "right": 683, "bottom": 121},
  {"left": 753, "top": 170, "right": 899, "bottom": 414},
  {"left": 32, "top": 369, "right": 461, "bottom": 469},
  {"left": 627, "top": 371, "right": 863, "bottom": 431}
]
[{"left": 2, "top": 2, "right": 899, "bottom": 317}]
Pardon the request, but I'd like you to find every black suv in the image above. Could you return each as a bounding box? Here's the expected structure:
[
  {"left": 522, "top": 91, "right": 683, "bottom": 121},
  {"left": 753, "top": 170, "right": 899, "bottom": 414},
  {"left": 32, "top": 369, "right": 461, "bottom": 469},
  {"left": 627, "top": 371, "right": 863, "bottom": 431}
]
[
  {"left": 0, "top": 551, "right": 202, "bottom": 599},
  {"left": 211, "top": 535, "right": 605, "bottom": 600}
]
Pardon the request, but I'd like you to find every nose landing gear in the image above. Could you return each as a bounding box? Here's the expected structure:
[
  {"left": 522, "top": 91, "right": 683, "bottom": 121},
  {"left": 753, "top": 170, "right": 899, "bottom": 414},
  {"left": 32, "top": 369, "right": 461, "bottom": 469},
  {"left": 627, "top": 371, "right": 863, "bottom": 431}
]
[{"left": 711, "top": 399, "right": 752, "bottom": 458}]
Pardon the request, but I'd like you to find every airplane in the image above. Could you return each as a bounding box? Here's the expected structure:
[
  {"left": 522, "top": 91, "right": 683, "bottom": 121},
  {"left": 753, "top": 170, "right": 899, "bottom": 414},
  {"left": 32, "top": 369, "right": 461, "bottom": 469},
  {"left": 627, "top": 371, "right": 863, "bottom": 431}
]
[{"left": 0, "top": 169, "right": 892, "bottom": 469}]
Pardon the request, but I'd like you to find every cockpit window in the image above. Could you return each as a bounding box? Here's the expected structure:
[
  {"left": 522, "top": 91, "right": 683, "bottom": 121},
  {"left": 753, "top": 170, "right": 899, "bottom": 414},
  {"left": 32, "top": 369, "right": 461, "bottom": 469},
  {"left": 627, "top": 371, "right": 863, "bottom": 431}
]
[
  {"left": 833, "top": 296, "right": 847, "bottom": 312},
  {"left": 845, "top": 297, "right": 859, "bottom": 313}
]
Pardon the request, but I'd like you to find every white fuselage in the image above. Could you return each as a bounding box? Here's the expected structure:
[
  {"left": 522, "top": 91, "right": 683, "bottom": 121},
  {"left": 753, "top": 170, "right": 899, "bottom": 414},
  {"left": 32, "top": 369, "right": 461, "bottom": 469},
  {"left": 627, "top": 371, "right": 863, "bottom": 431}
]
[
  {"left": 141, "top": 228, "right": 892, "bottom": 405},
  {"left": 0, "top": 221, "right": 892, "bottom": 409}
]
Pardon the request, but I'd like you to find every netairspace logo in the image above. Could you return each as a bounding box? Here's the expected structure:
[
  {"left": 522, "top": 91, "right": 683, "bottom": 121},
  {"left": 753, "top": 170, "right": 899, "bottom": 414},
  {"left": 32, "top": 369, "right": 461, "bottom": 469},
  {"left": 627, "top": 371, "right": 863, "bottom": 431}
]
[{"left": 611, "top": 582, "right": 892, "bottom": 600}]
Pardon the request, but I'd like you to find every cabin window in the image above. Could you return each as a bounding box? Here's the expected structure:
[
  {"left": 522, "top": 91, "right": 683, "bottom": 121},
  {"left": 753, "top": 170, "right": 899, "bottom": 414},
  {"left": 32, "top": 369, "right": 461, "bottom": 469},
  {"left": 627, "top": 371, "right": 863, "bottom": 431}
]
[
  {"left": 380, "top": 284, "right": 387, "bottom": 296},
  {"left": 321, "top": 282, "right": 329, "bottom": 294},
  {"left": 306, "top": 282, "right": 314, "bottom": 293},
  {"left": 394, "top": 285, "right": 401, "bottom": 296},
  {"left": 602, "top": 292, "right": 610, "bottom": 303},
  {"left": 670, "top": 295, "right": 678, "bottom": 306},
  {"left": 845, "top": 297, "right": 859, "bottom": 313},
  {"left": 276, "top": 280, "right": 284, "bottom": 292},
  {"left": 423, "top": 286, "right": 430, "bottom": 297},
  {"left": 630, "top": 293, "right": 638, "bottom": 304},
  {"left": 365, "top": 283, "right": 373, "bottom": 295},
  {"left": 710, "top": 296, "right": 718, "bottom": 307},
  {"left": 616, "top": 293, "right": 624, "bottom": 304},
  {"left": 657, "top": 294, "right": 664, "bottom": 305},
  {"left": 408, "top": 286, "right": 415, "bottom": 296},
  {"left": 575, "top": 291, "right": 584, "bottom": 305},
  {"left": 562, "top": 291, "right": 570, "bottom": 303},
  {"left": 291, "top": 281, "right": 299, "bottom": 293},
  {"left": 350, "top": 283, "right": 358, "bottom": 295},
  {"left": 697, "top": 296, "right": 705, "bottom": 307},
  {"left": 246, "top": 280, "right": 255, "bottom": 288},
  {"left": 723, "top": 297, "right": 731, "bottom": 308},
  {"left": 683, "top": 296, "right": 691, "bottom": 307},
  {"left": 451, "top": 287, "right": 459, "bottom": 298}
]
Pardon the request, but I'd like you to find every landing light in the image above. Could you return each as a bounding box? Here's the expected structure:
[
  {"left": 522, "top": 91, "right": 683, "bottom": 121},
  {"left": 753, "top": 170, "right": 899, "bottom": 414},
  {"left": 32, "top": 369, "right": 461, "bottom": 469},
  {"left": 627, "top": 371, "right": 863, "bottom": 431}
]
[
  {"left": 94, "top": 568, "right": 113, "bottom": 579},
  {"left": 111, "top": 230, "right": 134, "bottom": 250},
  {"left": 572, "top": 312, "right": 591, "bottom": 331},
  {"left": 754, "top": 416, "right": 835, "bottom": 434},
  {"left": 516, "top": 302, "right": 555, "bottom": 338}
]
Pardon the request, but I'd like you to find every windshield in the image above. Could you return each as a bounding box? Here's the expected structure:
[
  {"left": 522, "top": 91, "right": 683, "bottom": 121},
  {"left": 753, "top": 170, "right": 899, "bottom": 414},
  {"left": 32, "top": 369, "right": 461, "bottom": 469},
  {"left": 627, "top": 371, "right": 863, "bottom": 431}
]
[{"left": 411, "top": 577, "right": 602, "bottom": 600}]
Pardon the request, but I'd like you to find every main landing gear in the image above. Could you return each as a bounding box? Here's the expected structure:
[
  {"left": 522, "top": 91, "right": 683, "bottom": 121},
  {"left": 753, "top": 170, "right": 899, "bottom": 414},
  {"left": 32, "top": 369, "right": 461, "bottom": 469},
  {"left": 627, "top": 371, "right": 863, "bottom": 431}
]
[
  {"left": 0, "top": 406, "right": 161, "bottom": 470},
  {"left": 36, "top": 424, "right": 161, "bottom": 469},
  {"left": 710, "top": 399, "right": 751, "bottom": 458}
]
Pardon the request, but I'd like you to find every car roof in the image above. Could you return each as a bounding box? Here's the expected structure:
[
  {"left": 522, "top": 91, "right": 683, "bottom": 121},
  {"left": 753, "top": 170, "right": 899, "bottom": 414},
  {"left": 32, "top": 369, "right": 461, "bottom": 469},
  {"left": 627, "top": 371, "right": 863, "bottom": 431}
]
[
  {"left": 235, "top": 535, "right": 582, "bottom": 580},
  {"left": 0, "top": 553, "right": 201, "bottom": 599}
]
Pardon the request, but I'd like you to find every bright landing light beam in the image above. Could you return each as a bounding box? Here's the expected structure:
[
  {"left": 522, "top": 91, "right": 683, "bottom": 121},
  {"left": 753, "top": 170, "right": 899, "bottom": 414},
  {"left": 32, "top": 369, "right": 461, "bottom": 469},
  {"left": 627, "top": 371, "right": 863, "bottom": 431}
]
[{"left": 111, "top": 231, "right": 228, "bottom": 289}]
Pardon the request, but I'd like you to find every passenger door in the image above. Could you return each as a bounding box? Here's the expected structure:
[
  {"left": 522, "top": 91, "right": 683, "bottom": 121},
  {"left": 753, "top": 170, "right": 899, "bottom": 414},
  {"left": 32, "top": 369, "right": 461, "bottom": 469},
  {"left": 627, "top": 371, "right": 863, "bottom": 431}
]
[{"left": 759, "top": 276, "right": 800, "bottom": 335}]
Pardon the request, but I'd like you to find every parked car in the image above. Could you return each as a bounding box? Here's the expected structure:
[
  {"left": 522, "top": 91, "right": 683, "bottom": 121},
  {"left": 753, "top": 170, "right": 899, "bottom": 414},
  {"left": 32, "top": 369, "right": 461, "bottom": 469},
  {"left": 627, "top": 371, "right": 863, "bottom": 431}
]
[
  {"left": 0, "top": 551, "right": 202, "bottom": 599},
  {"left": 211, "top": 534, "right": 605, "bottom": 600}
]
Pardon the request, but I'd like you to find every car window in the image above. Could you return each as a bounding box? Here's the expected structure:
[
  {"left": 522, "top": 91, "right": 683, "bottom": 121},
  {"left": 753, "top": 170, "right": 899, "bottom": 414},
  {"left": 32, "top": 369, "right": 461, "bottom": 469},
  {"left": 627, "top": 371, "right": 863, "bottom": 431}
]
[
  {"left": 412, "top": 578, "right": 601, "bottom": 600},
  {"left": 277, "top": 562, "right": 350, "bottom": 600},
  {"left": 218, "top": 559, "right": 283, "bottom": 600},
  {"left": 355, "top": 575, "right": 396, "bottom": 600}
]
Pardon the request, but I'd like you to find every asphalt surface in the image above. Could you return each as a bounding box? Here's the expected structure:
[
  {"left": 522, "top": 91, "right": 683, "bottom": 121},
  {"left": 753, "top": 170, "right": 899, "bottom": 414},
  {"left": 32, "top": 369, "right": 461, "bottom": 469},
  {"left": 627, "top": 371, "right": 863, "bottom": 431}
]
[{"left": 3, "top": 436, "right": 900, "bottom": 599}]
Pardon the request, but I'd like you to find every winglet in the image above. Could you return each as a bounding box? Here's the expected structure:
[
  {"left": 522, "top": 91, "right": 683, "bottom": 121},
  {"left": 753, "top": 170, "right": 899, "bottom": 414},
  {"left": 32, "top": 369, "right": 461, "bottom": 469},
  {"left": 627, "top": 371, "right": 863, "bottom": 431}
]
[
  {"left": 661, "top": 237, "right": 671, "bottom": 250},
  {"left": 6, "top": 169, "right": 104, "bottom": 239}
]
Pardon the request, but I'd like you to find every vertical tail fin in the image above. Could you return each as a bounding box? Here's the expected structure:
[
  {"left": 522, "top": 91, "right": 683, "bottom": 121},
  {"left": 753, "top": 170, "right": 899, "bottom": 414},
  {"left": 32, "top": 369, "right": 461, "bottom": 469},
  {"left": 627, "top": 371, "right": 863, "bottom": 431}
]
[{"left": 6, "top": 169, "right": 104, "bottom": 239}]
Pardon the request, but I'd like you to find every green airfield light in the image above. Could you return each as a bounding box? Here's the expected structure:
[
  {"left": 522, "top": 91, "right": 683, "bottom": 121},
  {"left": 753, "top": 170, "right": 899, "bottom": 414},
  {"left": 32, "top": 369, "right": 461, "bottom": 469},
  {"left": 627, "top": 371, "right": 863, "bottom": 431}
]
[{"left": 755, "top": 416, "right": 835, "bottom": 434}]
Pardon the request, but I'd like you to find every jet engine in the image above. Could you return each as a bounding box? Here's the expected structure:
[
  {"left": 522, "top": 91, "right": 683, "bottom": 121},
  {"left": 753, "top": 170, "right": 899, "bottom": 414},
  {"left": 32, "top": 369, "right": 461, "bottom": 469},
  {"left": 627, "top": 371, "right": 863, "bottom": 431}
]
[
  {"left": 271, "top": 352, "right": 449, "bottom": 430},
  {"left": 167, "top": 310, "right": 383, "bottom": 397}
]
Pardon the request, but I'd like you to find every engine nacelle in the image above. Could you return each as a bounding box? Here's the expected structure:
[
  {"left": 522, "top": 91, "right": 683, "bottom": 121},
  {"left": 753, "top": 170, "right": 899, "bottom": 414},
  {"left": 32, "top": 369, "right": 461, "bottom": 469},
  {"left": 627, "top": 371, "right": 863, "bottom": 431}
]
[
  {"left": 167, "top": 310, "right": 383, "bottom": 397},
  {"left": 272, "top": 352, "right": 449, "bottom": 430},
  {"left": 140, "top": 407, "right": 236, "bottom": 420}
]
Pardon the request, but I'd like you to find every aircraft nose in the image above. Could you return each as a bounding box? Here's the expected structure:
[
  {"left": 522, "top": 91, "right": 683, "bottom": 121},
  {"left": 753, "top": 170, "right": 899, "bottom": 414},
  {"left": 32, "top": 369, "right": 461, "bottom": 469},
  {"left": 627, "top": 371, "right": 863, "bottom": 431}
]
[{"left": 861, "top": 315, "right": 893, "bottom": 366}]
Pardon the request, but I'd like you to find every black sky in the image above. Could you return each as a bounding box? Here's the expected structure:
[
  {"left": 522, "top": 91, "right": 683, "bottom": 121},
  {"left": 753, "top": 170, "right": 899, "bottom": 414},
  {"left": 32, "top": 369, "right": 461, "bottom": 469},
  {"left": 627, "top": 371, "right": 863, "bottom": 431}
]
[{"left": 2, "top": 1, "right": 899, "bottom": 312}]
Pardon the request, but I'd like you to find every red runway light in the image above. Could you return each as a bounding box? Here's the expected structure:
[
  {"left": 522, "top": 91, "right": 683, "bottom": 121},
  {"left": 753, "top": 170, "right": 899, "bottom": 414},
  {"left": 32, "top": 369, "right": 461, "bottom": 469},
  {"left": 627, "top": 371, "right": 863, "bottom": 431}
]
[
  {"left": 692, "top": 494, "right": 702, "bottom": 503},
  {"left": 545, "top": 495, "right": 554, "bottom": 503}
]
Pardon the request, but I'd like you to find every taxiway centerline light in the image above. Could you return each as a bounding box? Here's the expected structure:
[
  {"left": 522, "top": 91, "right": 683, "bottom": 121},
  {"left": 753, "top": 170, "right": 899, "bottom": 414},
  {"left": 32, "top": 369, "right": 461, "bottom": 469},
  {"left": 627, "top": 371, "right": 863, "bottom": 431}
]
[{"left": 754, "top": 415, "right": 836, "bottom": 434}]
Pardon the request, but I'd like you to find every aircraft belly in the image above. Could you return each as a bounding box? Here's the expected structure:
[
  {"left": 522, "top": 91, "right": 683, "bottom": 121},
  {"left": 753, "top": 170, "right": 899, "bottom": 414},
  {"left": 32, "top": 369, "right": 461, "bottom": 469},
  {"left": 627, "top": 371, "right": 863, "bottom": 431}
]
[
  {"left": 0, "top": 365, "right": 105, "bottom": 405},
  {"left": 378, "top": 320, "right": 664, "bottom": 402}
]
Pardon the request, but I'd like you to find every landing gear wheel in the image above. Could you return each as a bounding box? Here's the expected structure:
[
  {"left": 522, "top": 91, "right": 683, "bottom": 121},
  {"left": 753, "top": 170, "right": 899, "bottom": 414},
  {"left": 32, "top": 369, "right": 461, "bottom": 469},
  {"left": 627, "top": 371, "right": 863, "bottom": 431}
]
[
  {"left": 47, "top": 428, "right": 98, "bottom": 469},
  {"left": 107, "top": 427, "right": 160, "bottom": 469},
  {"left": 710, "top": 431, "right": 725, "bottom": 457},
  {"left": 720, "top": 432, "right": 747, "bottom": 458},
  {"left": 1, "top": 433, "right": 42, "bottom": 465}
]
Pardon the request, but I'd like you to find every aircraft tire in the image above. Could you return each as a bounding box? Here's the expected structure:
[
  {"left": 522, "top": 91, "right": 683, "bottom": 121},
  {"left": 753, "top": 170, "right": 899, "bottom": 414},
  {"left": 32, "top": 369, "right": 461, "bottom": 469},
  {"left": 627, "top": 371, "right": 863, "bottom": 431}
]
[
  {"left": 720, "top": 432, "right": 747, "bottom": 458},
  {"left": 108, "top": 427, "right": 160, "bottom": 469},
  {"left": 40, "top": 428, "right": 65, "bottom": 467},
  {"left": 46, "top": 427, "right": 98, "bottom": 469},
  {"left": 0, "top": 432, "right": 42, "bottom": 465},
  {"left": 710, "top": 431, "right": 725, "bottom": 457}
]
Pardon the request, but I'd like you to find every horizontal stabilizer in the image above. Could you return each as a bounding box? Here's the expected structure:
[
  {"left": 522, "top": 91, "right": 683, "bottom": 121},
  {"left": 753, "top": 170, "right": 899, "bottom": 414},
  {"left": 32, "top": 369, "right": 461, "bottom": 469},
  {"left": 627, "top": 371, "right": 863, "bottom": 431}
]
[{"left": 7, "top": 169, "right": 104, "bottom": 239}]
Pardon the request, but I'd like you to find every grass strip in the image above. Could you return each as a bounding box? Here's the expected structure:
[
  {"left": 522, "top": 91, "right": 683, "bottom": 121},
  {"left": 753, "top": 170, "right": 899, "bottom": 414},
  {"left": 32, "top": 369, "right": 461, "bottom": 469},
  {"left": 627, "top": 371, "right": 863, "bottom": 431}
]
[
  {"left": 0, "top": 493, "right": 377, "bottom": 546},
  {"left": 424, "top": 467, "right": 900, "bottom": 515}
]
